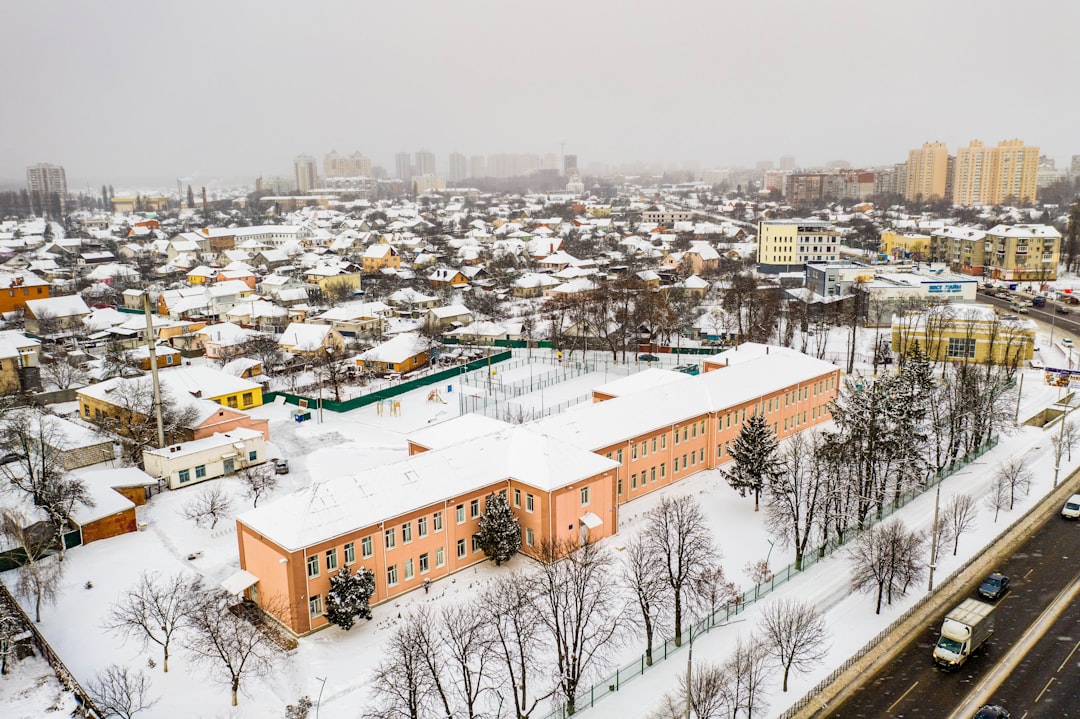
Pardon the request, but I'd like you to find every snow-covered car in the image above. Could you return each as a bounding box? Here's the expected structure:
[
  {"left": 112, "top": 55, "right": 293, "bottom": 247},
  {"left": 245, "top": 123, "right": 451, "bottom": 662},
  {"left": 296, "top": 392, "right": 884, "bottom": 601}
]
[{"left": 1062, "top": 494, "right": 1080, "bottom": 519}]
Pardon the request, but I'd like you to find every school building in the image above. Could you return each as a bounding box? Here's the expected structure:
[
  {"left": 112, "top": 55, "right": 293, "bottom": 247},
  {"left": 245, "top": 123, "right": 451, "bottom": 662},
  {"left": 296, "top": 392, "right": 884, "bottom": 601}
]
[{"left": 232, "top": 343, "right": 841, "bottom": 635}]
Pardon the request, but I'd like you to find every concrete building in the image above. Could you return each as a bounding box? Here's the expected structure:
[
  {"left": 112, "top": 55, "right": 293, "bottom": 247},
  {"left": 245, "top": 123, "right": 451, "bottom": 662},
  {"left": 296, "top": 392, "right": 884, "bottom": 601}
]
[
  {"left": 929, "top": 226, "right": 989, "bottom": 276},
  {"left": 757, "top": 219, "right": 841, "bottom": 273},
  {"left": 642, "top": 209, "right": 694, "bottom": 224},
  {"left": 981, "top": 224, "right": 1060, "bottom": 282},
  {"left": 395, "top": 152, "right": 413, "bottom": 182},
  {"left": 879, "top": 231, "right": 932, "bottom": 261},
  {"left": 448, "top": 152, "right": 467, "bottom": 183},
  {"left": 144, "top": 428, "right": 267, "bottom": 490},
  {"left": 294, "top": 155, "right": 319, "bottom": 194},
  {"left": 953, "top": 139, "right": 1039, "bottom": 206},
  {"left": 905, "top": 142, "right": 950, "bottom": 202},
  {"left": 470, "top": 155, "right": 487, "bottom": 178},
  {"left": 234, "top": 343, "right": 840, "bottom": 635},
  {"left": 323, "top": 151, "right": 371, "bottom": 178},
  {"left": 25, "top": 163, "right": 68, "bottom": 212},
  {"left": 892, "top": 305, "right": 1034, "bottom": 366},
  {"left": 414, "top": 150, "right": 436, "bottom": 177}
]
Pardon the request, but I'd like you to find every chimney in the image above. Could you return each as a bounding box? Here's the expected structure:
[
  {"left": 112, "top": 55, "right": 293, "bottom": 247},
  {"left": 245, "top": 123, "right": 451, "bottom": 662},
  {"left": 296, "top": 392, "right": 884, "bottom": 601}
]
[{"left": 202, "top": 187, "right": 208, "bottom": 209}]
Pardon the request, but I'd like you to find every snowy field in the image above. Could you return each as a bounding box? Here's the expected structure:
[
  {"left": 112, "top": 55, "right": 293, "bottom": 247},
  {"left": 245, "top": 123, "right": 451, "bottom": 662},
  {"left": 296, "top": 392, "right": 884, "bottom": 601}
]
[{"left": 3, "top": 334, "right": 1080, "bottom": 718}]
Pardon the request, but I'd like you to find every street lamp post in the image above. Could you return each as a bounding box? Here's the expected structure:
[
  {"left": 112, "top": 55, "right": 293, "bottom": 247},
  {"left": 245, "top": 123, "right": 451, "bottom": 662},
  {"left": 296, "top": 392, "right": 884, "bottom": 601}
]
[
  {"left": 927, "top": 481, "right": 942, "bottom": 592},
  {"left": 1055, "top": 398, "right": 1071, "bottom": 488}
]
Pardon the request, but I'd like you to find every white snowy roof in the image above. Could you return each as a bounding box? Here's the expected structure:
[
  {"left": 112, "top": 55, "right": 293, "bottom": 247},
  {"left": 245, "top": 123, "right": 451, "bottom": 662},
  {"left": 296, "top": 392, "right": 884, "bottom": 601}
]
[
  {"left": 238, "top": 426, "right": 619, "bottom": 551},
  {"left": 533, "top": 347, "right": 838, "bottom": 451},
  {"left": 26, "top": 295, "right": 91, "bottom": 319},
  {"left": 427, "top": 304, "right": 471, "bottom": 319},
  {"left": 592, "top": 368, "right": 693, "bottom": 399},
  {"left": 279, "top": 322, "right": 334, "bottom": 351},
  {"left": 406, "top": 415, "right": 512, "bottom": 451},
  {"left": 144, "top": 428, "right": 263, "bottom": 461},
  {"left": 70, "top": 482, "right": 134, "bottom": 526},
  {"left": 357, "top": 333, "right": 429, "bottom": 364}
]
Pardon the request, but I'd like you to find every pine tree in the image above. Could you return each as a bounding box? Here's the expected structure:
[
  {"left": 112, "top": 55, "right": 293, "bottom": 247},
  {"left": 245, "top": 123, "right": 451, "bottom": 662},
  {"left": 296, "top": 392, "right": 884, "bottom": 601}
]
[
  {"left": 324, "top": 566, "right": 375, "bottom": 630},
  {"left": 723, "top": 413, "right": 783, "bottom": 511},
  {"left": 476, "top": 492, "right": 521, "bottom": 565}
]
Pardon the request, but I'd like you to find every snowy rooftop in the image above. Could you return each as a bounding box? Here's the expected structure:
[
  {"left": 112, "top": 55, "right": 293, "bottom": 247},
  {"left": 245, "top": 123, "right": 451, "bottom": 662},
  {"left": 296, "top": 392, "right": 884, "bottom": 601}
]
[
  {"left": 144, "top": 428, "right": 263, "bottom": 461},
  {"left": 592, "top": 367, "right": 693, "bottom": 399},
  {"left": 406, "top": 414, "right": 511, "bottom": 451},
  {"left": 239, "top": 426, "right": 619, "bottom": 551},
  {"left": 357, "top": 333, "right": 429, "bottom": 364}
]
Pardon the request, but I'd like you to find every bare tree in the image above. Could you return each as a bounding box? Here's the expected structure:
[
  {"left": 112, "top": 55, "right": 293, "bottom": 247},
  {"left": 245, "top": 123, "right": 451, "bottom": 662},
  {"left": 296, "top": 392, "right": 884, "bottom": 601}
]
[
  {"left": 0, "top": 409, "right": 66, "bottom": 506},
  {"left": 765, "top": 431, "right": 829, "bottom": 571},
  {"left": 438, "top": 603, "right": 495, "bottom": 719},
  {"left": 0, "top": 609, "right": 24, "bottom": 675},
  {"left": 181, "top": 485, "right": 235, "bottom": 529},
  {"left": 484, "top": 573, "right": 555, "bottom": 718},
  {"left": 1, "top": 510, "right": 63, "bottom": 623},
  {"left": 943, "top": 493, "right": 978, "bottom": 556},
  {"left": 321, "top": 279, "right": 355, "bottom": 307},
  {"left": 184, "top": 591, "right": 283, "bottom": 706},
  {"left": 1052, "top": 419, "right": 1079, "bottom": 468},
  {"left": 533, "top": 538, "right": 623, "bottom": 715},
  {"left": 238, "top": 463, "right": 278, "bottom": 508},
  {"left": 984, "top": 475, "right": 1010, "bottom": 523},
  {"left": 366, "top": 620, "right": 436, "bottom": 719},
  {"left": 645, "top": 495, "right": 719, "bottom": 647},
  {"left": 994, "top": 458, "right": 1032, "bottom": 510},
  {"left": 650, "top": 662, "right": 729, "bottom": 719},
  {"left": 849, "top": 518, "right": 926, "bottom": 614},
  {"left": 103, "top": 572, "right": 202, "bottom": 672},
  {"left": 87, "top": 664, "right": 158, "bottom": 719},
  {"left": 758, "top": 599, "right": 830, "bottom": 692},
  {"left": 620, "top": 534, "right": 670, "bottom": 666},
  {"left": 39, "top": 351, "right": 89, "bottom": 390},
  {"left": 725, "top": 636, "right": 772, "bottom": 718},
  {"left": 695, "top": 564, "right": 738, "bottom": 622},
  {"left": 95, "top": 379, "right": 199, "bottom": 467}
]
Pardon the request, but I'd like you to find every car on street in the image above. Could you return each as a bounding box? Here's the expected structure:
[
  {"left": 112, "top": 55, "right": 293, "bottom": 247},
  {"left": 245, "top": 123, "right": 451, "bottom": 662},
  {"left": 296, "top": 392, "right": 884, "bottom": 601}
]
[
  {"left": 273, "top": 458, "right": 289, "bottom": 475},
  {"left": 1062, "top": 494, "right": 1080, "bottom": 519},
  {"left": 638, "top": 354, "right": 660, "bottom": 362},
  {"left": 1056, "top": 305, "right": 1070, "bottom": 314},
  {"left": 978, "top": 572, "right": 1009, "bottom": 600},
  {"left": 1063, "top": 338, "right": 1074, "bottom": 348},
  {"left": 973, "top": 706, "right": 1010, "bottom": 719}
]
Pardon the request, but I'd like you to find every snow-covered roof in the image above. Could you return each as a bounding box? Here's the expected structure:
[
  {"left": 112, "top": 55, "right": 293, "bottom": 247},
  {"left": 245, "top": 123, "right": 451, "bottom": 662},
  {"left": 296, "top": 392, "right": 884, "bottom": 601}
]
[
  {"left": 26, "top": 295, "right": 91, "bottom": 319},
  {"left": 238, "top": 426, "right": 619, "bottom": 551},
  {"left": 279, "top": 323, "right": 336, "bottom": 351},
  {"left": 144, "top": 428, "right": 263, "bottom": 461},
  {"left": 357, "top": 333, "right": 429, "bottom": 364},
  {"left": 592, "top": 368, "right": 693, "bottom": 399},
  {"left": 406, "top": 415, "right": 512, "bottom": 451},
  {"left": 426, "top": 304, "right": 471, "bottom": 319}
]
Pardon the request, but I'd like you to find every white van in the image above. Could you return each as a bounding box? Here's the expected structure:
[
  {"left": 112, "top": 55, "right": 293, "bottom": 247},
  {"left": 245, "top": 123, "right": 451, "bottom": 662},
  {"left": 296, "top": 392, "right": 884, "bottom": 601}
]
[{"left": 1062, "top": 494, "right": 1080, "bottom": 519}]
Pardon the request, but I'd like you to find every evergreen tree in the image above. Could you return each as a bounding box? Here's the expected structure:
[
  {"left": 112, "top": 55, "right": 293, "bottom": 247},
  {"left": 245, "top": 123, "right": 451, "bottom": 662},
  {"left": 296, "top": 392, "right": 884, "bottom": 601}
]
[
  {"left": 476, "top": 492, "right": 521, "bottom": 565},
  {"left": 324, "top": 566, "right": 375, "bottom": 630},
  {"left": 723, "top": 413, "right": 783, "bottom": 511}
]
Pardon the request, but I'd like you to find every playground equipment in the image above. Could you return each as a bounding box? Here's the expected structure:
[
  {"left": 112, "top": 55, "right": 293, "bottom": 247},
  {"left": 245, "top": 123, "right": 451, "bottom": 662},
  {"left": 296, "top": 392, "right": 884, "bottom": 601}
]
[{"left": 427, "top": 389, "right": 447, "bottom": 404}]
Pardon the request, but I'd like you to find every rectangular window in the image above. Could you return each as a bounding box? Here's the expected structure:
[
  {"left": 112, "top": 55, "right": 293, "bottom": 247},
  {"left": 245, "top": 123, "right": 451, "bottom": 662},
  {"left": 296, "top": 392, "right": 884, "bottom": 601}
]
[
  {"left": 683, "top": 453, "right": 688, "bottom": 469},
  {"left": 691, "top": 452, "right": 696, "bottom": 466},
  {"left": 362, "top": 536, "right": 373, "bottom": 558},
  {"left": 195, "top": 465, "right": 206, "bottom": 479},
  {"left": 344, "top": 542, "right": 355, "bottom": 565},
  {"left": 674, "top": 429, "right": 680, "bottom": 445},
  {"left": 435, "top": 547, "right": 445, "bottom": 567},
  {"left": 691, "top": 423, "right": 696, "bottom": 438},
  {"left": 631, "top": 472, "right": 638, "bottom": 489},
  {"left": 642, "top": 441, "right": 647, "bottom": 456},
  {"left": 242, "top": 392, "right": 253, "bottom": 407},
  {"left": 526, "top": 528, "right": 535, "bottom": 547},
  {"left": 456, "top": 504, "right": 466, "bottom": 524},
  {"left": 433, "top": 511, "right": 443, "bottom": 531},
  {"left": 526, "top": 494, "right": 534, "bottom": 513},
  {"left": 718, "top": 444, "right": 723, "bottom": 458},
  {"left": 417, "top": 516, "right": 428, "bottom": 537},
  {"left": 470, "top": 499, "right": 480, "bottom": 519},
  {"left": 661, "top": 435, "right": 667, "bottom": 449},
  {"left": 385, "top": 528, "right": 396, "bottom": 549},
  {"left": 309, "top": 594, "right": 322, "bottom": 617},
  {"left": 580, "top": 486, "right": 590, "bottom": 505},
  {"left": 700, "top": 420, "right": 706, "bottom": 434},
  {"left": 326, "top": 548, "right": 338, "bottom": 571},
  {"left": 946, "top": 337, "right": 977, "bottom": 359},
  {"left": 513, "top": 488, "right": 521, "bottom": 507},
  {"left": 404, "top": 559, "right": 414, "bottom": 580},
  {"left": 617, "top": 477, "right": 623, "bottom": 495},
  {"left": 683, "top": 427, "right": 688, "bottom": 442},
  {"left": 457, "top": 539, "right": 467, "bottom": 558},
  {"left": 651, "top": 437, "right": 657, "bottom": 453},
  {"left": 402, "top": 522, "right": 412, "bottom": 544},
  {"left": 472, "top": 535, "right": 481, "bottom": 553},
  {"left": 617, "top": 449, "right": 624, "bottom": 463},
  {"left": 632, "top": 444, "right": 638, "bottom": 460},
  {"left": 650, "top": 467, "right": 656, "bottom": 483},
  {"left": 661, "top": 462, "right": 666, "bottom": 478},
  {"left": 83, "top": 403, "right": 90, "bottom": 418},
  {"left": 248, "top": 450, "right": 257, "bottom": 462},
  {"left": 306, "top": 554, "right": 319, "bottom": 578},
  {"left": 700, "top": 448, "right": 705, "bottom": 463},
  {"left": 419, "top": 553, "right": 429, "bottom": 573},
  {"left": 178, "top": 469, "right": 190, "bottom": 484},
  {"left": 387, "top": 565, "right": 398, "bottom": 586}
]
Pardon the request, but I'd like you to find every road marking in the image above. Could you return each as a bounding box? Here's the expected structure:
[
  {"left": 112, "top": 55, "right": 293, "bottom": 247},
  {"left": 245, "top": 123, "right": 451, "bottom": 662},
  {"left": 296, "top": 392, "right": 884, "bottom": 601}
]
[
  {"left": 1024, "top": 568, "right": 1034, "bottom": 580},
  {"left": 886, "top": 681, "right": 919, "bottom": 713},
  {"left": 1058, "top": 638, "right": 1080, "bottom": 672},
  {"left": 1035, "top": 676, "right": 1055, "bottom": 703}
]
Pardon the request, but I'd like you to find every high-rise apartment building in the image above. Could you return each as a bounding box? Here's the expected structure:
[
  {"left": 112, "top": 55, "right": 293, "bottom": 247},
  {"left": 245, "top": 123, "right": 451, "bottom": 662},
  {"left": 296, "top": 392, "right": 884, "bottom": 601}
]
[
  {"left": 25, "top": 163, "right": 68, "bottom": 212},
  {"left": 904, "top": 142, "right": 949, "bottom": 202},
  {"left": 395, "top": 152, "right": 413, "bottom": 181},
  {"left": 564, "top": 154, "right": 578, "bottom": 177},
  {"left": 1071, "top": 155, "right": 1080, "bottom": 177},
  {"left": 448, "top": 152, "right": 467, "bottom": 184},
  {"left": 470, "top": 155, "right": 487, "bottom": 179},
  {"left": 414, "top": 150, "right": 436, "bottom": 177},
  {"left": 293, "top": 155, "right": 319, "bottom": 194},
  {"left": 324, "top": 151, "right": 371, "bottom": 178},
  {"left": 756, "top": 219, "right": 841, "bottom": 273},
  {"left": 779, "top": 155, "right": 796, "bottom": 172},
  {"left": 952, "top": 139, "right": 1039, "bottom": 206}
]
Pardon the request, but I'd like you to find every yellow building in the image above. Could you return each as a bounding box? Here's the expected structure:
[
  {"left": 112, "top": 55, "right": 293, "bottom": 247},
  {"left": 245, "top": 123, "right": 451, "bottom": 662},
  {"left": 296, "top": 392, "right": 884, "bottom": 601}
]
[
  {"left": 982, "top": 224, "right": 1060, "bottom": 282},
  {"left": 953, "top": 139, "right": 1039, "bottom": 206},
  {"left": 879, "top": 231, "right": 932, "bottom": 261},
  {"left": 756, "top": 219, "right": 840, "bottom": 272},
  {"left": 892, "top": 305, "right": 1034, "bottom": 366},
  {"left": 905, "top": 142, "right": 949, "bottom": 202},
  {"left": 929, "top": 226, "right": 988, "bottom": 276}
]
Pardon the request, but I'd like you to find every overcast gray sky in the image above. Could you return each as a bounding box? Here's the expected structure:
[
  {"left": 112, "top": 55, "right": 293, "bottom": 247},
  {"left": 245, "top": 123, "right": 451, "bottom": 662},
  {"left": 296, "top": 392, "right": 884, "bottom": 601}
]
[{"left": 2, "top": 0, "right": 1077, "bottom": 188}]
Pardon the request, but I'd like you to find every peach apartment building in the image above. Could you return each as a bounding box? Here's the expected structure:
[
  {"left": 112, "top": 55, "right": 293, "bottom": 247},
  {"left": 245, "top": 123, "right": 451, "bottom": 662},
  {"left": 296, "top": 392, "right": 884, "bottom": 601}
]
[{"left": 234, "top": 343, "right": 840, "bottom": 635}]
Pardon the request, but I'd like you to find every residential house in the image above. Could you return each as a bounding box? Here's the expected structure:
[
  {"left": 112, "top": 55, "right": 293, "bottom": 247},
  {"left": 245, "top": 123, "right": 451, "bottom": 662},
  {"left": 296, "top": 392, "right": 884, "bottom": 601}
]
[
  {"left": 387, "top": 287, "right": 439, "bottom": 316},
  {"left": 0, "top": 330, "right": 40, "bottom": 394},
  {"left": 428, "top": 268, "right": 469, "bottom": 288},
  {"left": 423, "top": 304, "right": 473, "bottom": 332},
  {"left": 195, "top": 323, "right": 257, "bottom": 360},
  {"left": 361, "top": 244, "right": 401, "bottom": 274},
  {"left": 224, "top": 300, "right": 289, "bottom": 331},
  {"left": 512, "top": 272, "right": 560, "bottom": 298},
  {"left": 278, "top": 322, "right": 345, "bottom": 357},
  {"left": 144, "top": 428, "right": 267, "bottom": 490},
  {"left": 305, "top": 264, "right": 363, "bottom": 294},
  {"left": 123, "top": 344, "right": 184, "bottom": 371},
  {"left": 355, "top": 333, "right": 431, "bottom": 375},
  {"left": 23, "top": 295, "right": 91, "bottom": 336},
  {"left": 311, "top": 301, "right": 393, "bottom": 337}
]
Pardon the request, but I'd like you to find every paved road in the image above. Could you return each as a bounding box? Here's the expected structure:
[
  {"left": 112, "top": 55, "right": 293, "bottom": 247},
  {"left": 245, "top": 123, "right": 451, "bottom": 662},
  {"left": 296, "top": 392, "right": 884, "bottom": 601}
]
[
  {"left": 976, "top": 288, "right": 1080, "bottom": 340},
  {"left": 827, "top": 503, "right": 1080, "bottom": 717}
]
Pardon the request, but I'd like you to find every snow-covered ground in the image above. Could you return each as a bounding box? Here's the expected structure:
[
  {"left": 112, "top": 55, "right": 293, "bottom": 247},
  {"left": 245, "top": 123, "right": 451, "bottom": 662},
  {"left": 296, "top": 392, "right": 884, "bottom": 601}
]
[
  {"left": 0, "top": 655, "right": 79, "bottom": 719},
  {"left": 3, "top": 331, "right": 1078, "bottom": 718}
]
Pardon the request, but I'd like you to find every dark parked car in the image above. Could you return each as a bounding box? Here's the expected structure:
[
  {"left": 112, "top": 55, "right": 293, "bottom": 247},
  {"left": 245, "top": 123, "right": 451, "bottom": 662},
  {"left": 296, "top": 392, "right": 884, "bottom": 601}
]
[
  {"left": 973, "top": 705, "right": 1010, "bottom": 719},
  {"left": 638, "top": 354, "right": 660, "bottom": 362},
  {"left": 978, "top": 572, "right": 1009, "bottom": 600}
]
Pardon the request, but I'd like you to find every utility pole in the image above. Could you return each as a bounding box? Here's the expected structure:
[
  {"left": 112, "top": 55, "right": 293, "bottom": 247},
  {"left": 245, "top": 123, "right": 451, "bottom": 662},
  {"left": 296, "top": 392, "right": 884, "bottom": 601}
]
[
  {"left": 142, "top": 292, "right": 166, "bottom": 449},
  {"left": 684, "top": 644, "right": 693, "bottom": 719},
  {"left": 927, "top": 481, "right": 942, "bottom": 592},
  {"left": 1055, "top": 398, "right": 1071, "bottom": 488}
]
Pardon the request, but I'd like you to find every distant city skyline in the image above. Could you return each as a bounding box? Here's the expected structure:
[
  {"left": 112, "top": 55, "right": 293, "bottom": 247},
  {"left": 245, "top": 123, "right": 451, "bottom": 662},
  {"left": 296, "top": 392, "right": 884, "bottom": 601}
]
[{"left": 2, "top": 2, "right": 1078, "bottom": 189}]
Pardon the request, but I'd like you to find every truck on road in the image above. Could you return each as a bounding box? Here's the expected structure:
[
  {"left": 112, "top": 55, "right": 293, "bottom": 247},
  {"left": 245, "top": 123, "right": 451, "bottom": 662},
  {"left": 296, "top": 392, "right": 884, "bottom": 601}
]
[{"left": 933, "top": 599, "right": 996, "bottom": 669}]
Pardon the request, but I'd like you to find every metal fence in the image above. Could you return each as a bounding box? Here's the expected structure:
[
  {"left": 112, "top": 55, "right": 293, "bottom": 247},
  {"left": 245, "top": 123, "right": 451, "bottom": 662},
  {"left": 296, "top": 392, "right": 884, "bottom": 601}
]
[{"left": 539, "top": 434, "right": 1000, "bottom": 719}]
